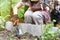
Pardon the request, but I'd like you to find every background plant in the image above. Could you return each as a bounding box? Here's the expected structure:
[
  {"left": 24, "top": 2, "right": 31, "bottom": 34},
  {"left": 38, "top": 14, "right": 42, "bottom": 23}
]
[
  {"left": 0, "top": 15, "right": 10, "bottom": 30},
  {"left": 41, "top": 20, "right": 60, "bottom": 40}
]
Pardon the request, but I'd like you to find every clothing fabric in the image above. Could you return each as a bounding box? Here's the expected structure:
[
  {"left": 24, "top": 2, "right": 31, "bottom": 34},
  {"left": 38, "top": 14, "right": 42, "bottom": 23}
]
[
  {"left": 24, "top": 8, "right": 43, "bottom": 25},
  {"left": 51, "top": 8, "right": 60, "bottom": 26},
  {"left": 42, "top": 11, "right": 51, "bottom": 23},
  {"left": 5, "top": 21, "right": 44, "bottom": 37},
  {"left": 5, "top": 21, "right": 16, "bottom": 31},
  {"left": 18, "top": 23, "right": 44, "bottom": 37},
  {"left": 42, "top": 6, "right": 51, "bottom": 23}
]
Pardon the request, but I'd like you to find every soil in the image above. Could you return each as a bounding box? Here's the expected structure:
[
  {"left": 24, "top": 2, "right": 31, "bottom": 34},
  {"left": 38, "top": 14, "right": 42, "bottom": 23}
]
[{"left": 0, "top": 30, "right": 37, "bottom": 40}]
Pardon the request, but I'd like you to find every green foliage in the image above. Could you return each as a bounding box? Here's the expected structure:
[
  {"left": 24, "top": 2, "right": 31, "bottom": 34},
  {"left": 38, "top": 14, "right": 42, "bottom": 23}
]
[
  {"left": 10, "top": 32, "right": 13, "bottom": 40},
  {"left": 0, "top": 0, "right": 10, "bottom": 17},
  {"left": 0, "top": 15, "right": 10, "bottom": 30},
  {"left": 0, "top": 0, "right": 19, "bottom": 18},
  {"left": 0, "top": 16, "right": 5, "bottom": 30},
  {"left": 41, "top": 21, "right": 60, "bottom": 40},
  {"left": 18, "top": 5, "right": 28, "bottom": 18},
  {"left": 0, "top": 0, "right": 28, "bottom": 19},
  {"left": 12, "top": 0, "right": 28, "bottom": 18},
  {"left": 12, "top": 0, "right": 19, "bottom": 7}
]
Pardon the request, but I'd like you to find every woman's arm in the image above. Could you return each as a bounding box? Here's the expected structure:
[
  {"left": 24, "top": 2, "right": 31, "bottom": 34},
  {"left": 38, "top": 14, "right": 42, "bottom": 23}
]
[{"left": 13, "top": 1, "right": 23, "bottom": 15}]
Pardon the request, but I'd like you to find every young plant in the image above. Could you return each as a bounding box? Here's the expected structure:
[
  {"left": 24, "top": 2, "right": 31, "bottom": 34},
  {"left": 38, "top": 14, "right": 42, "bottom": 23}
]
[
  {"left": 0, "top": 15, "right": 10, "bottom": 30},
  {"left": 41, "top": 20, "right": 60, "bottom": 40}
]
